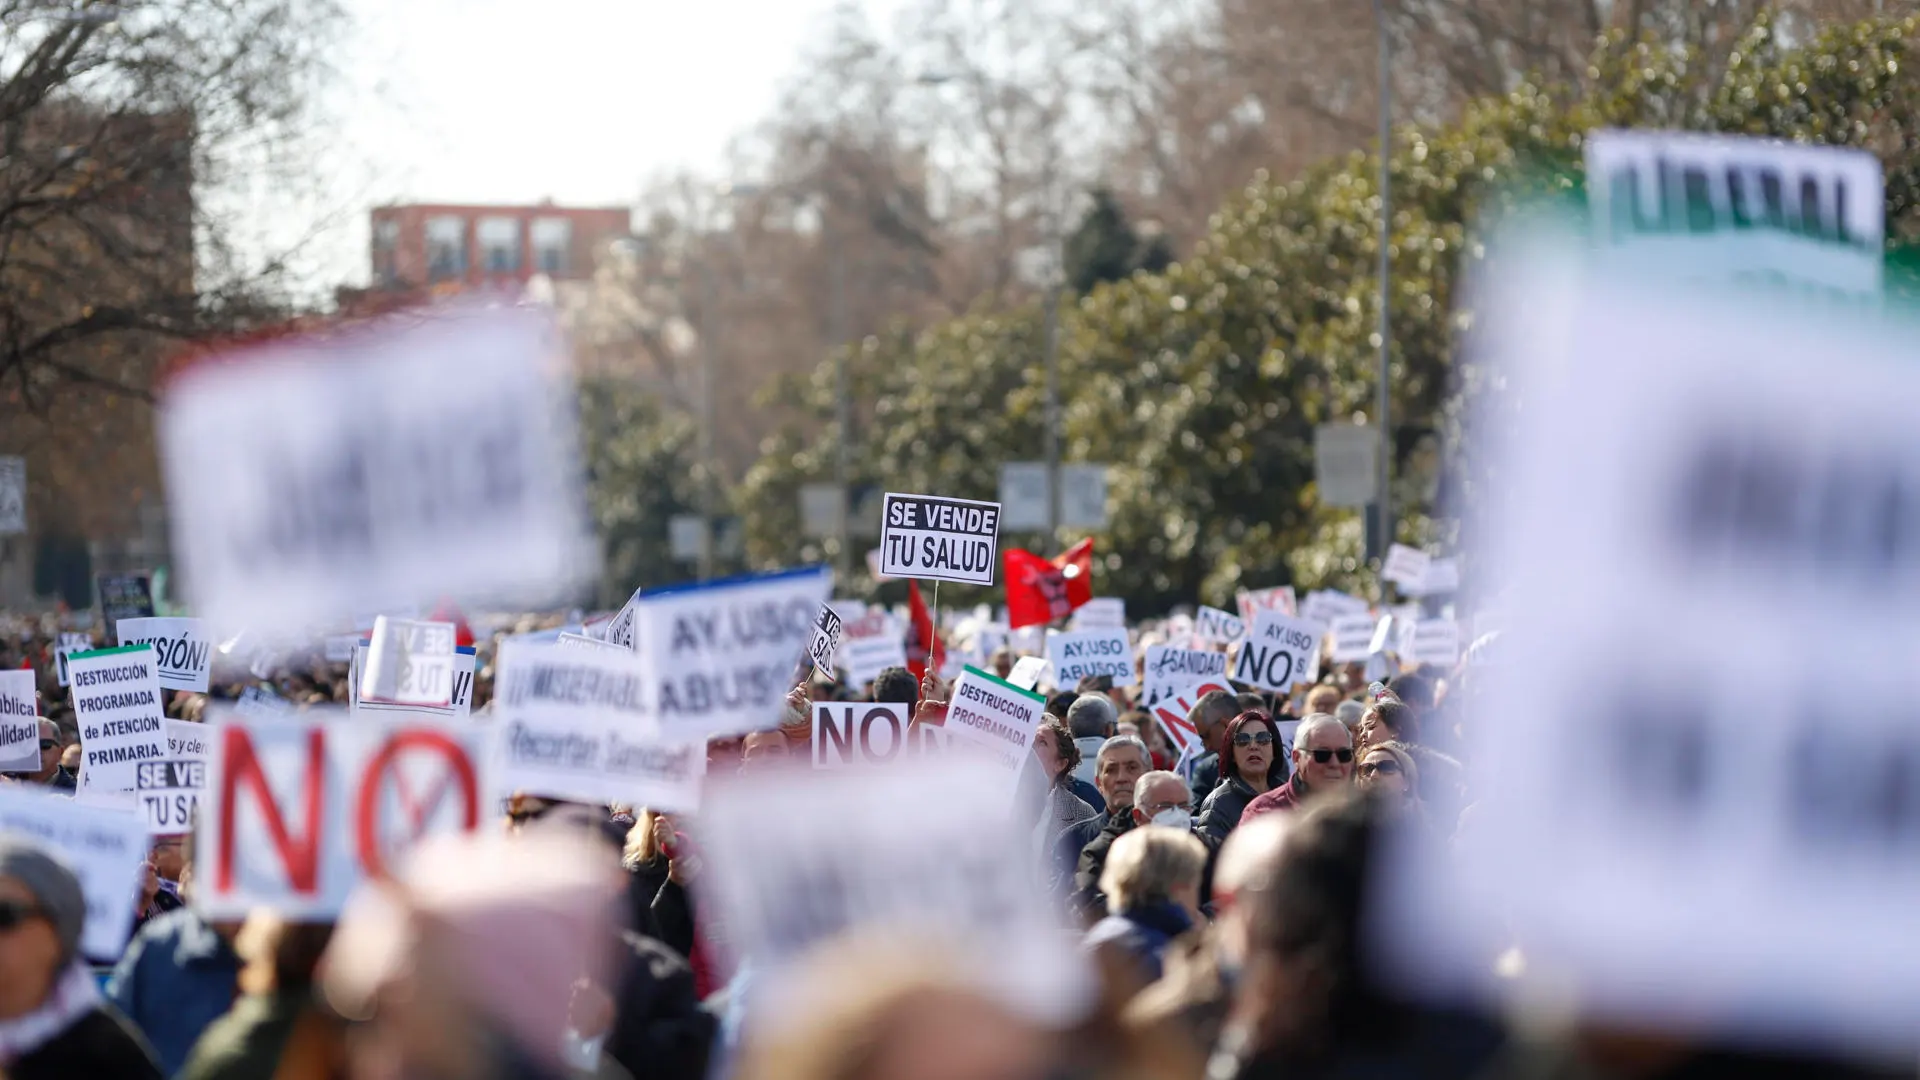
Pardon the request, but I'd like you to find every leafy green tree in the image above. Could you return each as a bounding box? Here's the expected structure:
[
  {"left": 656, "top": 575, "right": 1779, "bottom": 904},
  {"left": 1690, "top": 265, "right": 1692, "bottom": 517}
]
[
  {"left": 736, "top": 14, "right": 1920, "bottom": 614},
  {"left": 578, "top": 375, "right": 704, "bottom": 604},
  {"left": 1063, "top": 188, "right": 1174, "bottom": 295}
]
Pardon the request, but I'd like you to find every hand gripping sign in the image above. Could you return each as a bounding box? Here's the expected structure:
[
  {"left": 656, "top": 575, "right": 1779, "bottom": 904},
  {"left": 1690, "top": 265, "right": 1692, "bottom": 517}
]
[
  {"left": 879, "top": 493, "right": 1001, "bottom": 586},
  {"left": 196, "top": 711, "right": 489, "bottom": 919}
]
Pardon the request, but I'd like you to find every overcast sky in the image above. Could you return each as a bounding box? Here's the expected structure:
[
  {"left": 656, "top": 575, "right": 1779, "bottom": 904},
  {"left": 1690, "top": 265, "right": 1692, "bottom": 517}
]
[{"left": 298, "top": 0, "right": 898, "bottom": 290}]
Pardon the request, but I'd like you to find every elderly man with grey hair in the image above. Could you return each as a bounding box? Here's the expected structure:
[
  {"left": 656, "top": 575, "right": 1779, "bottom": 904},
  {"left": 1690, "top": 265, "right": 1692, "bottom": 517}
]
[
  {"left": 1053, "top": 734, "right": 1163, "bottom": 922},
  {"left": 1065, "top": 693, "right": 1118, "bottom": 788},
  {"left": 1239, "top": 713, "right": 1353, "bottom": 825}
]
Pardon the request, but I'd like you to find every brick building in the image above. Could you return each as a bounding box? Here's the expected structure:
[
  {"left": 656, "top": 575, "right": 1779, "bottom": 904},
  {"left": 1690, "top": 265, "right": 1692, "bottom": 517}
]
[{"left": 367, "top": 201, "right": 632, "bottom": 294}]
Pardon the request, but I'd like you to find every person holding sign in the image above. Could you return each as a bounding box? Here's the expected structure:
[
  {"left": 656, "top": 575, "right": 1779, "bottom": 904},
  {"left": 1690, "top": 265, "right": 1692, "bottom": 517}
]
[
  {"left": 0, "top": 838, "right": 163, "bottom": 1079},
  {"left": 1240, "top": 714, "right": 1352, "bottom": 824},
  {"left": 1195, "top": 712, "right": 1290, "bottom": 844}
]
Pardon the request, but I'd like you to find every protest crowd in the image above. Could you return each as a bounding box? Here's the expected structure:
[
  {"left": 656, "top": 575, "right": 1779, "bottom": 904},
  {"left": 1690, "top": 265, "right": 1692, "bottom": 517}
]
[{"left": 0, "top": 107, "right": 1915, "bottom": 1080}]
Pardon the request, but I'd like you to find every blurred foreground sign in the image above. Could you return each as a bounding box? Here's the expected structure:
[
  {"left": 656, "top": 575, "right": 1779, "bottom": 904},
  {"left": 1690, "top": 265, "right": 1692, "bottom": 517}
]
[
  {"left": 197, "top": 713, "right": 488, "bottom": 919},
  {"left": 158, "top": 306, "right": 595, "bottom": 634},
  {"left": 1378, "top": 257, "right": 1920, "bottom": 1054},
  {"left": 699, "top": 761, "right": 1090, "bottom": 1033}
]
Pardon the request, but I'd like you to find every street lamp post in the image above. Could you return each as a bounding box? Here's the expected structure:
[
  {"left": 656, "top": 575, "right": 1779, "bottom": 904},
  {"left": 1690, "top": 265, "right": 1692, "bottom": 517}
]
[{"left": 1372, "top": 0, "right": 1394, "bottom": 567}]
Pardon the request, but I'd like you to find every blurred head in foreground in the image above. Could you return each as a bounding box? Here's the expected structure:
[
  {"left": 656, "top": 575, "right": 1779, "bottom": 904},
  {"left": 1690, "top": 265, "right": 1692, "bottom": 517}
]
[
  {"left": 321, "top": 829, "right": 616, "bottom": 1080},
  {"left": 730, "top": 933, "right": 1053, "bottom": 1080}
]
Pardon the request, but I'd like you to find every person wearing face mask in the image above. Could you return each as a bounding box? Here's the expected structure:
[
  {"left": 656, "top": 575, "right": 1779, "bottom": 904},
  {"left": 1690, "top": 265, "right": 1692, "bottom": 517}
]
[
  {"left": 1195, "top": 712, "right": 1289, "bottom": 844},
  {"left": 1082, "top": 821, "right": 1209, "bottom": 986}
]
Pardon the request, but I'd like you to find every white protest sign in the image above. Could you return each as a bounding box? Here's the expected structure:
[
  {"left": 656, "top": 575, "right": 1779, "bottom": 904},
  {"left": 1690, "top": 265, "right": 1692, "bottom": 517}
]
[
  {"left": 0, "top": 786, "right": 145, "bottom": 958},
  {"left": 1381, "top": 544, "right": 1430, "bottom": 590},
  {"left": 1069, "top": 598, "right": 1126, "bottom": 630},
  {"left": 698, "top": 760, "right": 1090, "bottom": 1027},
  {"left": 1230, "top": 612, "right": 1322, "bottom": 694},
  {"left": 1194, "top": 605, "right": 1245, "bottom": 644},
  {"left": 807, "top": 605, "right": 844, "bottom": 676},
  {"left": 1377, "top": 265, "right": 1920, "bottom": 1053},
  {"left": 602, "top": 589, "right": 640, "bottom": 650},
  {"left": 115, "top": 617, "right": 212, "bottom": 693},
  {"left": 879, "top": 493, "right": 1001, "bottom": 586},
  {"left": 323, "top": 634, "right": 358, "bottom": 663},
  {"left": 556, "top": 631, "right": 628, "bottom": 652},
  {"left": 0, "top": 456, "right": 23, "bottom": 535},
  {"left": 1367, "top": 615, "right": 1396, "bottom": 656},
  {"left": 350, "top": 645, "right": 475, "bottom": 720},
  {"left": 54, "top": 631, "right": 91, "bottom": 687},
  {"left": 1005, "top": 655, "right": 1048, "bottom": 692},
  {"left": 1045, "top": 628, "right": 1135, "bottom": 688},
  {"left": 360, "top": 617, "right": 456, "bottom": 707},
  {"left": 1585, "top": 130, "right": 1883, "bottom": 297},
  {"left": 491, "top": 640, "right": 704, "bottom": 812},
  {"left": 236, "top": 685, "right": 295, "bottom": 720},
  {"left": 837, "top": 611, "right": 906, "bottom": 689},
  {"left": 197, "top": 712, "right": 490, "bottom": 919},
  {"left": 69, "top": 644, "right": 167, "bottom": 794},
  {"left": 636, "top": 566, "right": 832, "bottom": 739},
  {"left": 139, "top": 719, "right": 212, "bottom": 835},
  {"left": 939, "top": 666, "right": 1046, "bottom": 801},
  {"left": 158, "top": 305, "right": 596, "bottom": 634},
  {"left": 1142, "top": 645, "right": 1228, "bottom": 710},
  {"left": 1406, "top": 558, "right": 1460, "bottom": 597},
  {"left": 1329, "top": 613, "right": 1379, "bottom": 663},
  {"left": 1409, "top": 618, "right": 1461, "bottom": 668},
  {"left": 1236, "top": 586, "right": 1297, "bottom": 625},
  {"left": 811, "top": 703, "right": 944, "bottom": 769},
  {"left": 0, "top": 669, "right": 38, "bottom": 772},
  {"left": 1302, "top": 589, "right": 1371, "bottom": 624},
  {"left": 1147, "top": 677, "right": 1234, "bottom": 758}
]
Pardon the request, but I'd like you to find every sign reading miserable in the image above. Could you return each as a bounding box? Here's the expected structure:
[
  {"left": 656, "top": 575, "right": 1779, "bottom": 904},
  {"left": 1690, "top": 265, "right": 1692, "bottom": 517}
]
[
  {"left": 68, "top": 644, "right": 167, "bottom": 794},
  {"left": 636, "top": 566, "right": 833, "bottom": 739},
  {"left": 491, "top": 641, "right": 703, "bottom": 812},
  {"left": 879, "top": 493, "right": 1001, "bottom": 586},
  {"left": 156, "top": 306, "right": 596, "bottom": 634}
]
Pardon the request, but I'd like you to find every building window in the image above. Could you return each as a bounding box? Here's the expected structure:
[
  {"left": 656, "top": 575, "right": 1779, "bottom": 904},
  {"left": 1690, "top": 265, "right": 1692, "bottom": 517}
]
[
  {"left": 478, "top": 216, "right": 520, "bottom": 274},
  {"left": 426, "top": 215, "right": 466, "bottom": 281},
  {"left": 372, "top": 218, "right": 400, "bottom": 286},
  {"left": 531, "top": 217, "right": 571, "bottom": 276}
]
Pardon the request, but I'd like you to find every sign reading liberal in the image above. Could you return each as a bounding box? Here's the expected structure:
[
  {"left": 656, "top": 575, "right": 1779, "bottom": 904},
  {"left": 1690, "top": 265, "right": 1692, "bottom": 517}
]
[
  {"left": 115, "top": 617, "right": 212, "bottom": 693},
  {"left": 197, "top": 712, "right": 489, "bottom": 919},
  {"left": 69, "top": 644, "right": 167, "bottom": 795},
  {"left": 879, "top": 493, "right": 1001, "bottom": 586},
  {"left": 636, "top": 566, "right": 833, "bottom": 740},
  {"left": 1045, "top": 629, "right": 1135, "bottom": 688},
  {"left": 941, "top": 666, "right": 1045, "bottom": 801},
  {"left": 1230, "top": 611, "right": 1322, "bottom": 694},
  {"left": 0, "top": 669, "right": 38, "bottom": 773}
]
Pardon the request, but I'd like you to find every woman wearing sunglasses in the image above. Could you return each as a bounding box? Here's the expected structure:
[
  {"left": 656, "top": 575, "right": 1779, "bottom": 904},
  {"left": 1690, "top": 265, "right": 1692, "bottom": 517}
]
[
  {"left": 1195, "top": 711, "right": 1290, "bottom": 844},
  {"left": 0, "top": 839, "right": 161, "bottom": 1079},
  {"left": 1356, "top": 741, "right": 1420, "bottom": 804}
]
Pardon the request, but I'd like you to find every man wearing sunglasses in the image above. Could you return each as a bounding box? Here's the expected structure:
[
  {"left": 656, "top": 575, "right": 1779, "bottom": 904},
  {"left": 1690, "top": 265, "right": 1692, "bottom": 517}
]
[
  {"left": 1238, "top": 713, "right": 1353, "bottom": 825},
  {"left": 8, "top": 718, "right": 74, "bottom": 792}
]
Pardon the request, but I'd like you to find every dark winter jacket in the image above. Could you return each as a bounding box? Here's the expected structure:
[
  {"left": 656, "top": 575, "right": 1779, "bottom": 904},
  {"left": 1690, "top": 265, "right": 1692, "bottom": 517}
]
[
  {"left": 9, "top": 1006, "right": 161, "bottom": 1080},
  {"left": 1070, "top": 811, "right": 1140, "bottom": 922},
  {"left": 601, "top": 931, "right": 716, "bottom": 1080}
]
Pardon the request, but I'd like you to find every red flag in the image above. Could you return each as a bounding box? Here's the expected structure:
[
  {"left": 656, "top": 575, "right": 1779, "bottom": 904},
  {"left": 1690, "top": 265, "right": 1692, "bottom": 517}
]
[
  {"left": 427, "top": 598, "right": 476, "bottom": 649},
  {"left": 906, "top": 580, "right": 945, "bottom": 683},
  {"left": 1005, "top": 538, "right": 1097, "bottom": 630}
]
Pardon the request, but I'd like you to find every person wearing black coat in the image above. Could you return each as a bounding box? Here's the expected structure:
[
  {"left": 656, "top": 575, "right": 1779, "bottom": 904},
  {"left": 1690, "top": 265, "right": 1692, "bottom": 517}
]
[
  {"left": 600, "top": 931, "right": 716, "bottom": 1080},
  {"left": 0, "top": 839, "right": 161, "bottom": 1080},
  {"left": 1070, "top": 810, "right": 1139, "bottom": 922},
  {"left": 1196, "top": 711, "right": 1289, "bottom": 844}
]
